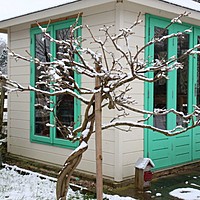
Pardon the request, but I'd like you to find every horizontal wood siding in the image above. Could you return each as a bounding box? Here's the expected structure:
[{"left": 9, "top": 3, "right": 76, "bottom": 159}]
[
  {"left": 80, "top": 2, "right": 116, "bottom": 179},
  {"left": 121, "top": 3, "right": 145, "bottom": 180},
  {"left": 8, "top": 2, "right": 116, "bottom": 180}
]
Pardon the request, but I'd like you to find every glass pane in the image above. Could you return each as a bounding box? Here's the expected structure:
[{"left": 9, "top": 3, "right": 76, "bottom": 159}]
[
  {"left": 35, "top": 33, "right": 50, "bottom": 62},
  {"left": 177, "top": 34, "right": 189, "bottom": 127},
  {"left": 56, "top": 94, "right": 74, "bottom": 139},
  {"left": 56, "top": 28, "right": 70, "bottom": 60},
  {"left": 196, "top": 36, "right": 200, "bottom": 121},
  {"left": 35, "top": 33, "right": 51, "bottom": 137},
  {"left": 55, "top": 28, "right": 75, "bottom": 139},
  {"left": 153, "top": 27, "right": 168, "bottom": 130}
]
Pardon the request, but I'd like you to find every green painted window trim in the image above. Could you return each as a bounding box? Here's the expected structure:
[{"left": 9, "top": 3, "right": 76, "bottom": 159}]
[
  {"left": 144, "top": 14, "right": 200, "bottom": 168},
  {"left": 30, "top": 18, "right": 82, "bottom": 149}
]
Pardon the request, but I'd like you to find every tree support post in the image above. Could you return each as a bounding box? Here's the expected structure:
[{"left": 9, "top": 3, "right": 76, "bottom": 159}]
[
  {"left": 0, "top": 83, "right": 5, "bottom": 134},
  {"left": 95, "top": 61, "right": 103, "bottom": 200}
]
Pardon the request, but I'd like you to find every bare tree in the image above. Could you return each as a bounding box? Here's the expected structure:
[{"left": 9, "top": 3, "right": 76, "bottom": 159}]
[
  {"left": 1, "top": 12, "right": 200, "bottom": 200},
  {"left": 0, "top": 38, "right": 7, "bottom": 74}
]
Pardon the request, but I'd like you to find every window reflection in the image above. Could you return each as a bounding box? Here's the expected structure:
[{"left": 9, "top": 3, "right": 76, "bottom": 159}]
[
  {"left": 55, "top": 28, "right": 75, "bottom": 139},
  {"left": 196, "top": 36, "right": 200, "bottom": 121},
  {"left": 153, "top": 27, "right": 168, "bottom": 130},
  {"left": 177, "top": 34, "right": 189, "bottom": 127},
  {"left": 35, "top": 33, "right": 51, "bottom": 137}
]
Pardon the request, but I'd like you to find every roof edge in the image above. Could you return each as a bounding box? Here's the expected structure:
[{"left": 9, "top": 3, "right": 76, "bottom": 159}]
[
  {"left": 159, "top": 0, "right": 200, "bottom": 13},
  {"left": 0, "top": 0, "right": 115, "bottom": 29},
  {"left": 0, "top": 0, "right": 81, "bottom": 24},
  {"left": 0, "top": 29, "right": 7, "bottom": 34}
]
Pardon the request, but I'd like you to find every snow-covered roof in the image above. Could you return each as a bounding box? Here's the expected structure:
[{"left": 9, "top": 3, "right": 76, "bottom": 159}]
[
  {"left": 0, "top": 0, "right": 114, "bottom": 31},
  {"left": 1, "top": 0, "right": 199, "bottom": 24},
  {"left": 135, "top": 158, "right": 155, "bottom": 169},
  {"left": 0, "top": 0, "right": 200, "bottom": 32},
  {"left": 160, "top": 0, "right": 200, "bottom": 12},
  {"left": 0, "top": 0, "right": 79, "bottom": 22}
]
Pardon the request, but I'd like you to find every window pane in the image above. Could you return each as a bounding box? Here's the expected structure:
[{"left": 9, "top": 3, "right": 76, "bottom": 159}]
[
  {"left": 56, "top": 94, "right": 74, "bottom": 139},
  {"left": 55, "top": 28, "right": 75, "bottom": 139},
  {"left": 35, "top": 95, "right": 50, "bottom": 137},
  {"left": 177, "top": 34, "right": 189, "bottom": 127},
  {"left": 56, "top": 28, "right": 70, "bottom": 60},
  {"left": 35, "top": 33, "right": 51, "bottom": 137},
  {"left": 196, "top": 36, "right": 200, "bottom": 122},
  {"left": 35, "top": 33, "right": 50, "bottom": 62},
  {"left": 153, "top": 27, "right": 168, "bottom": 130}
]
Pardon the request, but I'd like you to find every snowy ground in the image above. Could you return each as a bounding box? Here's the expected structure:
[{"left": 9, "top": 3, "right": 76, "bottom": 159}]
[
  {"left": 170, "top": 188, "right": 200, "bottom": 200},
  {"left": 0, "top": 164, "right": 135, "bottom": 200},
  {"left": 1, "top": 164, "right": 200, "bottom": 200}
]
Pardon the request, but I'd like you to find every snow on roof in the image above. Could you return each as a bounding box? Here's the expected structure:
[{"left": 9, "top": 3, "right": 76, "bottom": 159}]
[
  {"left": 0, "top": 0, "right": 79, "bottom": 22},
  {"left": 135, "top": 158, "right": 155, "bottom": 169},
  {"left": 160, "top": 0, "right": 200, "bottom": 12},
  {"left": 1, "top": 0, "right": 200, "bottom": 23}
]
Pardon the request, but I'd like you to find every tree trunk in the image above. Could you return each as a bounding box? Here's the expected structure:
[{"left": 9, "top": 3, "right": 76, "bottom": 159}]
[
  {"left": 95, "top": 62, "right": 103, "bottom": 200},
  {"left": 0, "top": 83, "right": 5, "bottom": 134},
  {"left": 56, "top": 111, "right": 95, "bottom": 200},
  {"left": 56, "top": 139, "right": 90, "bottom": 200},
  {"left": 56, "top": 154, "right": 83, "bottom": 200}
]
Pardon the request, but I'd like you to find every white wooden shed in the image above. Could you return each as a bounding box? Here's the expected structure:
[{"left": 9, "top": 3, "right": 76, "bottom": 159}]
[{"left": 1, "top": 0, "right": 200, "bottom": 183}]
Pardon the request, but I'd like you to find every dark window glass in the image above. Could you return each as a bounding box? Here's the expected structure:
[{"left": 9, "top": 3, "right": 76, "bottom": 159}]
[
  {"left": 35, "top": 33, "right": 51, "bottom": 137},
  {"left": 177, "top": 34, "right": 189, "bottom": 126},
  {"left": 56, "top": 28, "right": 70, "bottom": 60},
  {"left": 196, "top": 36, "right": 200, "bottom": 122},
  {"left": 153, "top": 27, "right": 168, "bottom": 129},
  {"left": 55, "top": 28, "right": 75, "bottom": 139},
  {"left": 35, "top": 33, "right": 50, "bottom": 62}
]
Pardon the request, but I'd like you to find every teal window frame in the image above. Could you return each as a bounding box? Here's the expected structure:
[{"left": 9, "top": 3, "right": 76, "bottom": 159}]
[
  {"left": 144, "top": 14, "right": 200, "bottom": 169},
  {"left": 145, "top": 15, "right": 194, "bottom": 128},
  {"left": 30, "top": 18, "right": 81, "bottom": 149}
]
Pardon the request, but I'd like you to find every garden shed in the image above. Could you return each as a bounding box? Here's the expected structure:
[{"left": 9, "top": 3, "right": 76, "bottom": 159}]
[{"left": 0, "top": 0, "right": 200, "bottom": 183}]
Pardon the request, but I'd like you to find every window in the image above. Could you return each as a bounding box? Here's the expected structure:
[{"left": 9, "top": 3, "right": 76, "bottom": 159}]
[
  {"left": 145, "top": 14, "right": 200, "bottom": 170},
  {"left": 30, "top": 18, "right": 81, "bottom": 148},
  {"left": 153, "top": 26, "right": 168, "bottom": 130}
]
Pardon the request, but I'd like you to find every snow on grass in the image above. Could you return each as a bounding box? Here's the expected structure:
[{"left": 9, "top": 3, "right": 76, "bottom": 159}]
[
  {"left": 169, "top": 188, "right": 200, "bottom": 200},
  {"left": 0, "top": 165, "right": 56, "bottom": 200},
  {"left": 103, "top": 194, "right": 135, "bottom": 200},
  {"left": 0, "top": 164, "right": 136, "bottom": 200}
]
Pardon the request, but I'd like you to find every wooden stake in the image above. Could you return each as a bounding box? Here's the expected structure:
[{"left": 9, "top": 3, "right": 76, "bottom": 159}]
[
  {"left": 0, "top": 83, "right": 5, "bottom": 134},
  {"left": 95, "top": 61, "right": 103, "bottom": 200}
]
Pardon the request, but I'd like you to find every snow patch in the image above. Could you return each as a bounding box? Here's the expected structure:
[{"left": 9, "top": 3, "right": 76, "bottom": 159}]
[
  {"left": 135, "top": 158, "right": 155, "bottom": 169},
  {"left": 156, "top": 193, "right": 162, "bottom": 197},
  {"left": 103, "top": 194, "right": 135, "bottom": 200},
  {"left": 67, "top": 141, "right": 88, "bottom": 159},
  {"left": 81, "top": 122, "right": 91, "bottom": 139},
  {"left": 170, "top": 187, "right": 200, "bottom": 200},
  {"left": 0, "top": 164, "right": 137, "bottom": 200}
]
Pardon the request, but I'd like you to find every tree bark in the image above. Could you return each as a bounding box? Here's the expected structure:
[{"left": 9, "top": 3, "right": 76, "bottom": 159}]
[
  {"left": 56, "top": 146, "right": 87, "bottom": 200},
  {"left": 0, "top": 83, "right": 5, "bottom": 134},
  {"left": 95, "top": 62, "right": 103, "bottom": 200},
  {"left": 56, "top": 116, "right": 95, "bottom": 200}
]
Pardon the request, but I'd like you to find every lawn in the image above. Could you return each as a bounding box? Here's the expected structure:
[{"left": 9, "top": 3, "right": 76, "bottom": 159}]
[{"left": 0, "top": 164, "right": 135, "bottom": 200}]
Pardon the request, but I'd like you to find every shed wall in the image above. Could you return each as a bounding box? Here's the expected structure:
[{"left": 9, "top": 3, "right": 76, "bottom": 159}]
[
  {"left": 120, "top": 3, "right": 145, "bottom": 180},
  {"left": 7, "top": 1, "right": 160, "bottom": 182},
  {"left": 7, "top": 2, "right": 119, "bottom": 180}
]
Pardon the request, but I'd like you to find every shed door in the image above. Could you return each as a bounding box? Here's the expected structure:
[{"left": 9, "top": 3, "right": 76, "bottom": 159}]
[
  {"left": 193, "top": 29, "right": 200, "bottom": 160},
  {"left": 145, "top": 16, "right": 196, "bottom": 170}
]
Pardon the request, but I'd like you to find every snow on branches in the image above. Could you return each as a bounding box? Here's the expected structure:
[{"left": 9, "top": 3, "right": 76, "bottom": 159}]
[
  {"left": 1, "top": 12, "right": 200, "bottom": 139},
  {"left": 1, "top": 12, "right": 200, "bottom": 199}
]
